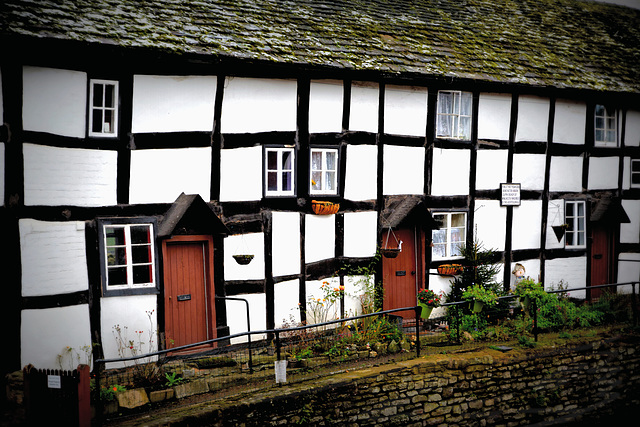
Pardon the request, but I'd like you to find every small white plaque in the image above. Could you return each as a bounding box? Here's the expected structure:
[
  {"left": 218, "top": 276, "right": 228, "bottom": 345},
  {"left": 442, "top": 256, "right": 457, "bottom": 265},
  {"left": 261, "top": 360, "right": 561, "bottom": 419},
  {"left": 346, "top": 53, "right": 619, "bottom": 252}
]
[
  {"left": 501, "top": 183, "right": 521, "bottom": 206},
  {"left": 47, "top": 375, "right": 62, "bottom": 389}
]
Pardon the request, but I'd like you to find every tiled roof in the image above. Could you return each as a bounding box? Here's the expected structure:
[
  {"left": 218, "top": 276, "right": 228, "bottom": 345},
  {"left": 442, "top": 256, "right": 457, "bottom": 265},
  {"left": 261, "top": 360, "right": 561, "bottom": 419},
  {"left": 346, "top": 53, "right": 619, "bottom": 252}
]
[{"left": 2, "top": 0, "right": 640, "bottom": 93}]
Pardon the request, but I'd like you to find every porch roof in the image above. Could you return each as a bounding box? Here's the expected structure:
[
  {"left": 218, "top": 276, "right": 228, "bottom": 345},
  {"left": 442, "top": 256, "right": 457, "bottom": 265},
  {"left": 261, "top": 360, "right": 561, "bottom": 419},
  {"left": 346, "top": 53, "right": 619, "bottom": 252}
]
[{"left": 1, "top": 0, "right": 640, "bottom": 94}]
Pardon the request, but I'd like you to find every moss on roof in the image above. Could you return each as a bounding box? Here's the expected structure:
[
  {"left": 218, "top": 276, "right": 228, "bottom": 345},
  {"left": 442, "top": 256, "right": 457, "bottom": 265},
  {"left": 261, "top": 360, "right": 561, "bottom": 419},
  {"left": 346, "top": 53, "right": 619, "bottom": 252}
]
[{"left": 2, "top": 0, "right": 640, "bottom": 93}]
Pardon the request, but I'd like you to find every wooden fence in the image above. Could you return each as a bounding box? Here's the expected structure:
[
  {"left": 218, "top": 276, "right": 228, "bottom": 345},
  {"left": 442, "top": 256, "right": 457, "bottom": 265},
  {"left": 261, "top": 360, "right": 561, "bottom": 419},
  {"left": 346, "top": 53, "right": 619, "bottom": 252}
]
[{"left": 22, "top": 364, "right": 90, "bottom": 427}]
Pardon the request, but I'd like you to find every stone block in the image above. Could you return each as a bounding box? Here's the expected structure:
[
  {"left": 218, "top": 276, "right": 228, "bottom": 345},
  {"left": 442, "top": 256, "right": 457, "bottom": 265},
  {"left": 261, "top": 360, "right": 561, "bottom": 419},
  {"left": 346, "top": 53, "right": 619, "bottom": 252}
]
[{"left": 117, "top": 388, "right": 149, "bottom": 409}]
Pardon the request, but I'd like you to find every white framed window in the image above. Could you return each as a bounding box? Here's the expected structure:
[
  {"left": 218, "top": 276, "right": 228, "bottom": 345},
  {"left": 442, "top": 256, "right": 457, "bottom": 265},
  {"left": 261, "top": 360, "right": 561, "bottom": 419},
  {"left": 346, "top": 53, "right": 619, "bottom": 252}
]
[
  {"left": 89, "top": 79, "right": 118, "bottom": 137},
  {"left": 436, "top": 90, "right": 472, "bottom": 140},
  {"left": 631, "top": 159, "right": 640, "bottom": 188},
  {"left": 310, "top": 147, "right": 338, "bottom": 195},
  {"left": 594, "top": 104, "right": 617, "bottom": 146},
  {"left": 432, "top": 212, "right": 467, "bottom": 259},
  {"left": 265, "top": 146, "right": 295, "bottom": 196},
  {"left": 98, "top": 219, "right": 159, "bottom": 296},
  {"left": 565, "top": 200, "right": 586, "bottom": 248}
]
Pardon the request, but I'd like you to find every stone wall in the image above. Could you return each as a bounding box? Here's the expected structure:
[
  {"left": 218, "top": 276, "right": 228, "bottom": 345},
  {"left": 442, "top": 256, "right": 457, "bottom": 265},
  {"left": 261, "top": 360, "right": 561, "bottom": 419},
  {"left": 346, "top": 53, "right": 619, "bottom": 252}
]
[{"left": 180, "top": 335, "right": 640, "bottom": 426}]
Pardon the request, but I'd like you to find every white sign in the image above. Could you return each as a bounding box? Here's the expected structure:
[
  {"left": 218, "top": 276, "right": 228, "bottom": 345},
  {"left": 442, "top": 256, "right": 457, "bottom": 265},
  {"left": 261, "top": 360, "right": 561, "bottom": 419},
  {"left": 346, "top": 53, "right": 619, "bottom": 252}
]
[
  {"left": 501, "top": 183, "right": 521, "bottom": 206},
  {"left": 47, "top": 374, "right": 62, "bottom": 389}
]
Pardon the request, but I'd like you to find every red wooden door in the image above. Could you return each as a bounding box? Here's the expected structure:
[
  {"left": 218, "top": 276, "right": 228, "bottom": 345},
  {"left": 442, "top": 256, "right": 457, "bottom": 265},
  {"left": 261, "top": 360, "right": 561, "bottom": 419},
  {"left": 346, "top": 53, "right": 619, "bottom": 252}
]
[
  {"left": 163, "top": 235, "right": 216, "bottom": 349},
  {"left": 382, "top": 228, "right": 418, "bottom": 320},
  {"left": 590, "top": 224, "right": 614, "bottom": 300}
]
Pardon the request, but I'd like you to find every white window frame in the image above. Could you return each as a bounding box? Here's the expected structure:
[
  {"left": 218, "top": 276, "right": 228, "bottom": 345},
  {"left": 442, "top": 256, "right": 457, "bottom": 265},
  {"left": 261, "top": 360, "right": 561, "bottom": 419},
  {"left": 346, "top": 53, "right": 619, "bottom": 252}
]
[
  {"left": 431, "top": 212, "right": 467, "bottom": 260},
  {"left": 89, "top": 79, "right": 119, "bottom": 138},
  {"left": 264, "top": 146, "right": 295, "bottom": 197},
  {"left": 309, "top": 147, "right": 339, "bottom": 195},
  {"left": 631, "top": 159, "right": 640, "bottom": 188},
  {"left": 594, "top": 104, "right": 617, "bottom": 147},
  {"left": 436, "top": 90, "right": 472, "bottom": 140},
  {"left": 98, "top": 219, "right": 159, "bottom": 296},
  {"left": 564, "top": 200, "right": 586, "bottom": 249}
]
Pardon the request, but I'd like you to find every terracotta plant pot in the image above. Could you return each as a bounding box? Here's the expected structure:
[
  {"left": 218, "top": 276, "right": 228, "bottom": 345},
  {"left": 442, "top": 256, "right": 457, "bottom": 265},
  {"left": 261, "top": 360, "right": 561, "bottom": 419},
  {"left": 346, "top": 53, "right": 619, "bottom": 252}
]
[
  {"left": 311, "top": 200, "right": 340, "bottom": 215},
  {"left": 437, "top": 264, "right": 463, "bottom": 276}
]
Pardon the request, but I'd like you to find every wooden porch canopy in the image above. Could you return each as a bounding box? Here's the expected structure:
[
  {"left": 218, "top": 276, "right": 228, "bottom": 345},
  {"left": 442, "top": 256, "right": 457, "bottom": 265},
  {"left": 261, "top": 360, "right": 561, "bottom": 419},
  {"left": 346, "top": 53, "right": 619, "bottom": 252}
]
[
  {"left": 380, "top": 196, "right": 439, "bottom": 230},
  {"left": 158, "top": 193, "right": 230, "bottom": 238}
]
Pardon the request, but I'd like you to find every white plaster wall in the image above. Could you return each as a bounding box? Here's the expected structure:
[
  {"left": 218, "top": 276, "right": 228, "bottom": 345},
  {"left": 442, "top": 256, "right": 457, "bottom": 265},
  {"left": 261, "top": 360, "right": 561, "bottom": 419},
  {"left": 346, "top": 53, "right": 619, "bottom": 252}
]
[
  {"left": 622, "top": 157, "right": 632, "bottom": 190},
  {"left": 100, "top": 295, "right": 158, "bottom": 369},
  {"left": 588, "top": 156, "right": 619, "bottom": 190},
  {"left": 511, "top": 200, "right": 542, "bottom": 250},
  {"left": 476, "top": 149, "right": 507, "bottom": 190},
  {"left": 226, "top": 293, "right": 267, "bottom": 344},
  {"left": 620, "top": 199, "right": 640, "bottom": 243},
  {"left": 349, "top": 81, "right": 379, "bottom": 133},
  {"left": 477, "top": 93, "right": 511, "bottom": 141},
  {"left": 549, "top": 156, "right": 583, "bottom": 192},
  {"left": 617, "top": 253, "right": 640, "bottom": 294},
  {"left": 219, "top": 146, "right": 262, "bottom": 202},
  {"left": 384, "top": 85, "right": 428, "bottom": 137},
  {"left": 344, "top": 144, "right": 377, "bottom": 201},
  {"left": 20, "top": 219, "right": 88, "bottom": 296},
  {"left": 309, "top": 80, "right": 343, "bottom": 133},
  {"left": 546, "top": 199, "right": 566, "bottom": 249},
  {"left": 383, "top": 145, "right": 425, "bottom": 195},
  {"left": 344, "top": 275, "right": 371, "bottom": 317},
  {"left": 508, "top": 259, "right": 541, "bottom": 292},
  {"left": 431, "top": 148, "right": 470, "bottom": 196},
  {"left": 132, "top": 75, "right": 216, "bottom": 133},
  {"left": 22, "top": 66, "right": 86, "bottom": 138},
  {"left": 512, "top": 153, "right": 546, "bottom": 190},
  {"left": 305, "top": 277, "right": 341, "bottom": 324},
  {"left": 274, "top": 279, "right": 301, "bottom": 327},
  {"left": 129, "top": 147, "right": 211, "bottom": 204},
  {"left": 221, "top": 77, "right": 297, "bottom": 134},
  {"left": 0, "top": 143, "right": 4, "bottom": 207},
  {"left": 224, "top": 233, "right": 266, "bottom": 281},
  {"left": 272, "top": 212, "right": 301, "bottom": 277},
  {"left": 305, "top": 214, "right": 335, "bottom": 263},
  {"left": 21, "top": 304, "right": 92, "bottom": 370},
  {"left": 553, "top": 99, "right": 586, "bottom": 145},
  {"left": 624, "top": 110, "right": 640, "bottom": 147},
  {"left": 544, "top": 256, "right": 587, "bottom": 298},
  {"left": 516, "top": 95, "right": 550, "bottom": 142},
  {"left": 343, "top": 211, "right": 377, "bottom": 258},
  {"left": 474, "top": 200, "right": 506, "bottom": 251},
  {"left": 23, "top": 143, "right": 118, "bottom": 207}
]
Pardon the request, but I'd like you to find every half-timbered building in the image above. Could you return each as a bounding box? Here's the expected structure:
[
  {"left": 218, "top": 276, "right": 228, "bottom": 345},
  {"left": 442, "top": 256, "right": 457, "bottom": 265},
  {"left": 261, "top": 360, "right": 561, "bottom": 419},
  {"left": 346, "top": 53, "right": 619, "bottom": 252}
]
[{"left": 1, "top": 0, "right": 639, "bottom": 374}]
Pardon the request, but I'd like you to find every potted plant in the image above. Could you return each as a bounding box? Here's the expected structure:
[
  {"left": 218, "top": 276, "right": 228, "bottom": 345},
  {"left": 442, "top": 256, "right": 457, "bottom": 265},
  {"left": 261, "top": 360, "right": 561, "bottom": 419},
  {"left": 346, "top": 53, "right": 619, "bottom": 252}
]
[
  {"left": 311, "top": 200, "right": 340, "bottom": 215},
  {"left": 437, "top": 264, "right": 463, "bottom": 276},
  {"left": 416, "top": 289, "right": 441, "bottom": 319},
  {"left": 232, "top": 254, "right": 254, "bottom": 265},
  {"left": 551, "top": 223, "right": 569, "bottom": 242},
  {"left": 462, "top": 284, "right": 498, "bottom": 313},
  {"left": 514, "top": 278, "right": 546, "bottom": 312}
]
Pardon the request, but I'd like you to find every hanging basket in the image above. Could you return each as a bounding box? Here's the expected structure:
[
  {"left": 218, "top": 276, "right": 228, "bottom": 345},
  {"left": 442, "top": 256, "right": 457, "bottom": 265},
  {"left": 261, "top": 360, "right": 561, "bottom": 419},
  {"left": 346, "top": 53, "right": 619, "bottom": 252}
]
[
  {"left": 437, "top": 264, "right": 463, "bottom": 276},
  {"left": 311, "top": 200, "right": 340, "bottom": 215},
  {"left": 233, "top": 254, "right": 254, "bottom": 265},
  {"left": 418, "top": 303, "right": 434, "bottom": 319},
  {"left": 381, "top": 248, "right": 401, "bottom": 258},
  {"left": 471, "top": 300, "right": 485, "bottom": 313},
  {"left": 552, "top": 224, "right": 568, "bottom": 242}
]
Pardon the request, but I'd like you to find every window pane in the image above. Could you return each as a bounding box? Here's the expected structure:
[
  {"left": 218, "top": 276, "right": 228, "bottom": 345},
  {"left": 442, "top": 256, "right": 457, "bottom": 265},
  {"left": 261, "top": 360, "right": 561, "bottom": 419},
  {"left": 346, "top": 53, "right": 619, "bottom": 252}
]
[
  {"left": 606, "top": 130, "right": 616, "bottom": 142},
  {"left": 325, "top": 171, "right": 336, "bottom": 190},
  {"left": 107, "top": 246, "right": 126, "bottom": 266},
  {"left": 432, "top": 243, "right": 446, "bottom": 258},
  {"left": 565, "top": 202, "right": 574, "bottom": 217},
  {"left": 106, "top": 227, "right": 125, "bottom": 245},
  {"left": 105, "top": 84, "right": 115, "bottom": 108},
  {"left": 267, "top": 151, "right": 277, "bottom": 170},
  {"left": 326, "top": 151, "right": 336, "bottom": 170},
  {"left": 436, "top": 115, "right": 451, "bottom": 137},
  {"left": 267, "top": 171, "right": 277, "bottom": 191},
  {"left": 433, "top": 215, "right": 447, "bottom": 229},
  {"left": 282, "top": 172, "right": 292, "bottom": 191},
  {"left": 132, "top": 265, "right": 152, "bottom": 284},
  {"left": 451, "top": 213, "right": 466, "bottom": 227},
  {"left": 437, "top": 92, "right": 453, "bottom": 114},
  {"left": 577, "top": 202, "right": 584, "bottom": 216},
  {"left": 311, "top": 171, "right": 322, "bottom": 190},
  {"left": 632, "top": 161, "right": 640, "bottom": 172},
  {"left": 132, "top": 245, "right": 151, "bottom": 264},
  {"left": 107, "top": 267, "right": 127, "bottom": 286},
  {"left": 595, "top": 117, "right": 604, "bottom": 129},
  {"left": 460, "top": 92, "right": 472, "bottom": 116},
  {"left": 92, "top": 111, "right": 103, "bottom": 133},
  {"left": 93, "top": 84, "right": 104, "bottom": 107},
  {"left": 565, "top": 232, "right": 574, "bottom": 246},
  {"left": 432, "top": 228, "right": 446, "bottom": 245},
  {"left": 311, "top": 151, "right": 322, "bottom": 171},
  {"left": 130, "top": 226, "right": 150, "bottom": 244},
  {"left": 459, "top": 116, "right": 471, "bottom": 139},
  {"left": 104, "top": 110, "right": 114, "bottom": 133},
  {"left": 595, "top": 130, "right": 604, "bottom": 142},
  {"left": 595, "top": 104, "right": 604, "bottom": 116},
  {"left": 451, "top": 242, "right": 464, "bottom": 257},
  {"left": 282, "top": 151, "right": 293, "bottom": 170}
]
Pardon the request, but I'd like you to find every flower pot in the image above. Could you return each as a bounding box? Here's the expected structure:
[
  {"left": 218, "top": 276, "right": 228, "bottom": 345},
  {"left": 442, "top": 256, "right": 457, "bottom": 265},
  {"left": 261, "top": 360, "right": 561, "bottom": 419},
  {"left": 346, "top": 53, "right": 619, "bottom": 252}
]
[
  {"left": 233, "top": 254, "right": 254, "bottom": 265},
  {"left": 381, "top": 248, "right": 401, "bottom": 258},
  {"left": 471, "top": 300, "right": 484, "bottom": 313},
  {"left": 418, "top": 303, "right": 433, "bottom": 319},
  {"left": 311, "top": 200, "right": 339, "bottom": 215},
  {"left": 437, "top": 264, "right": 463, "bottom": 276},
  {"left": 552, "top": 225, "right": 567, "bottom": 242}
]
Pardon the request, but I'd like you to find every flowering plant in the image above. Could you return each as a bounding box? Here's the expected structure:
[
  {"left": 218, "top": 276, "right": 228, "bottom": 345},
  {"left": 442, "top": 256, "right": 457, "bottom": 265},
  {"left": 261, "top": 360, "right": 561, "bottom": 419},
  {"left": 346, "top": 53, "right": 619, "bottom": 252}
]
[
  {"left": 417, "top": 289, "right": 441, "bottom": 307},
  {"left": 462, "top": 284, "right": 498, "bottom": 305}
]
